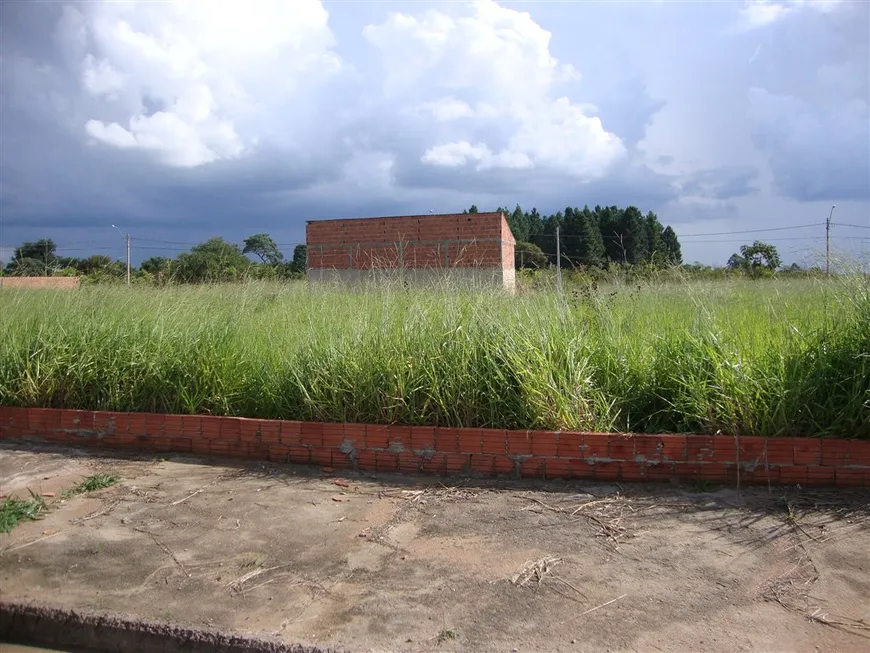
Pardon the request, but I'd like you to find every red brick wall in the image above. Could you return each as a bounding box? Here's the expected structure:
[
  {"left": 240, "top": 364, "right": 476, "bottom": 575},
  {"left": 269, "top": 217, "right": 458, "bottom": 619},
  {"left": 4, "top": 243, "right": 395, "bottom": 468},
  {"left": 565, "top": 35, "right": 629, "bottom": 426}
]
[
  {"left": 2, "top": 407, "right": 867, "bottom": 488},
  {"left": 306, "top": 213, "right": 515, "bottom": 271}
]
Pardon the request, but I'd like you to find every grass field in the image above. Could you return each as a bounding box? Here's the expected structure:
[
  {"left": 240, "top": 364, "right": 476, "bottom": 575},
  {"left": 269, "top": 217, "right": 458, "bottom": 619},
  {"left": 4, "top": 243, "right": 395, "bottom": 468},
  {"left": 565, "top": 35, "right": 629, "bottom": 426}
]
[{"left": 1, "top": 277, "right": 867, "bottom": 438}]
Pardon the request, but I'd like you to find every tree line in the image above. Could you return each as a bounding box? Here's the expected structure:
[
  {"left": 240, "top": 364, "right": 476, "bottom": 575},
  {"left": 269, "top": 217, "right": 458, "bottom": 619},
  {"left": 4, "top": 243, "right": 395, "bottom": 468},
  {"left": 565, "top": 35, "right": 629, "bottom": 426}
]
[
  {"left": 2, "top": 207, "right": 795, "bottom": 283},
  {"left": 463, "top": 204, "right": 682, "bottom": 269},
  {"left": 1, "top": 236, "right": 307, "bottom": 284}
]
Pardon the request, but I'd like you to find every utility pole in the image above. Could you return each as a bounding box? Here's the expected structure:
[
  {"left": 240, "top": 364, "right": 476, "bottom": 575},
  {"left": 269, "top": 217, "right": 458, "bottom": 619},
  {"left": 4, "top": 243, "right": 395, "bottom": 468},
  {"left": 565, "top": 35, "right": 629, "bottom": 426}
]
[
  {"left": 826, "top": 204, "right": 835, "bottom": 276},
  {"left": 555, "top": 225, "right": 562, "bottom": 293},
  {"left": 112, "top": 224, "right": 131, "bottom": 286}
]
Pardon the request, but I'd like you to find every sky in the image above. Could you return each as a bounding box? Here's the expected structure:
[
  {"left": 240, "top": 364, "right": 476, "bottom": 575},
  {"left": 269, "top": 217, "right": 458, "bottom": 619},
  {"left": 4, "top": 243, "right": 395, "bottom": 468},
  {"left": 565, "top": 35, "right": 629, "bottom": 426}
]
[{"left": 0, "top": 0, "right": 868, "bottom": 267}]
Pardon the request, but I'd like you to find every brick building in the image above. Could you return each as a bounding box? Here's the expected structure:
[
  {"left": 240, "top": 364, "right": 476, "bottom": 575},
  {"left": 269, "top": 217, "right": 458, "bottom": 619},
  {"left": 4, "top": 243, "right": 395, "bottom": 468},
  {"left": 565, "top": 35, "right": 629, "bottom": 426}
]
[{"left": 306, "top": 212, "right": 516, "bottom": 292}]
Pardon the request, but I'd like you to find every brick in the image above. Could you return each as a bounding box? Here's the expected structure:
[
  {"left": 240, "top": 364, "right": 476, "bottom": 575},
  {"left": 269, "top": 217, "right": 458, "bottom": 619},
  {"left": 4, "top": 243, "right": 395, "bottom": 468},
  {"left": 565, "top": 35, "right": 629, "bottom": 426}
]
[
  {"left": 150, "top": 436, "right": 174, "bottom": 452},
  {"left": 376, "top": 451, "right": 399, "bottom": 473},
  {"left": 531, "top": 431, "right": 558, "bottom": 457},
  {"left": 281, "top": 421, "right": 302, "bottom": 445},
  {"left": 322, "top": 423, "right": 344, "bottom": 448},
  {"left": 219, "top": 417, "right": 241, "bottom": 441},
  {"left": 434, "top": 427, "right": 459, "bottom": 453},
  {"left": 793, "top": 439, "right": 821, "bottom": 466},
  {"left": 164, "top": 415, "right": 184, "bottom": 437},
  {"left": 698, "top": 463, "right": 728, "bottom": 482},
  {"left": 470, "top": 454, "right": 495, "bottom": 475},
  {"left": 835, "top": 468, "right": 867, "bottom": 488},
  {"left": 458, "top": 429, "right": 483, "bottom": 454},
  {"left": 520, "top": 457, "right": 544, "bottom": 478},
  {"left": 443, "top": 453, "right": 469, "bottom": 474},
  {"left": 200, "top": 415, "right": 222, "bottom": 438},
  {"left": 581, "top": 433, "right": 608, "bottom": 459},
  {"left": 820, "top": 439, "right": 851, "bottom": 467},
  {"left": 608, "top": 436, "right": 634, "bottom": 461},
  {"left": 60, "top": 409, "right": 83, "bottom": 430},
  {"left": 620, "top": 461, "right": 646, "bottom": 482},
  {"left": 387, "top": 425, "right": 412, "bottom": 451},
  {"left": 557, "top": 432, "right": 583, "bottom": 458},
  {"left": 287, "top": 446, "right": 310, "bottom": 466},
  {"left": 765, "top": 438, "right": 795, "bottom": 466},
  {"left": 239, "top": 418, "right": 261, "bottom": 442},
  {"left": 632, "top": 435, "right": 662, "bottom": 461},
  {"left": 594, "top": 461, "right": 621, "bottom": 481},
  {"left": 366, "top": 424, "right": 389, "bottom": 449},
  {"left": 4, "top": 407, "right": 28, "bottom": 435},
  {"left": 398, "top": 452, "right": 420, "bottom": 473},
  {"left": 411, "top": 426, "right": 435, "bottom": 451},
  {"left": 356, "top": 449, "right": 377, "bottom": 472},
  {"left": 127, "top": 413, "right": 147, "bottom": 437},
  {"left": 142, "top": 413, "right": 164, "bottom": 437},
  {"left": 545, "top": 457, "right": 570, "bottom": 479},
  {"left": 850, "top": 440, "right": 870, "bottom": 466},
  {"left": 182, "top": 414, "right": 201, "bottom": 438},
  {"left": 674, "top": 462, "right": 703, "bottom": 482},
  {"left": 569, "top": 458, "right": 596, "bottom": 481},
  {"left": 310, "top": 447, "right": 333, "bottom": 467},
  {"left": 645, "top": 462, "right": 677, "bottom": 483},
  {"left": 805, "top": 466, "right": 836, "bottom": 486},
  {"left": 300, "top": 422, "right": 323, "bottom": 447},
  {"left": 494, "top": 455, "right": 515, "bottom": 476},
  {"left": 93, "top": 411, "right": 120, "bottom": 435},
  {"left": 259, "top": 420, "right": 282, "bottom": 444},
  {"left": 658, "top": 434, "right": 687, "bottom": 461},
  {"left": 506, "top": 430, "right": 533, "bottom": 456},
  {"left": 779, "top": 465, "right": 809, "bottom": 485},
  {"left": 686, "top": 435, "right": 715, "bottom": 461},
  {"left": 711, "top": 435, "right": 738, "bottom": 463},
  {"left": 420, "top": 453, "right": 443, "bottom": 475},
  {"left": 332, "top": 450, "right": 354, "bottom": 470},
  {"left": 760, "top": 464, "right": 781, "bottom": 485},
  {"left": 343, "top": 423, "right": 367, "bottom": 444},
  {"left": 268, "top": 444, "right": 291, "bottom": 463},
  {"left": 190, "top": 438, "right": 211, "bottom": 455},
  {"left": 737, "top": 436, "right": 766, "bottom": 465},
  {"left": 479, "top": 428, "right": 506, "bottom": 455}
]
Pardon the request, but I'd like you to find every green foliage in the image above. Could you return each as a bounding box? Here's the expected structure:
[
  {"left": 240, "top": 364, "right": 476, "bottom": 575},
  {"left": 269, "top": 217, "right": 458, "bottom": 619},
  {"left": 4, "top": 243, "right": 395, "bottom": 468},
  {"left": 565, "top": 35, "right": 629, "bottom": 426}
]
[
  {"left": 515, "top": 241, "right": 548, "bottom": 269},
  {"left": 243, "top": 233, "right": 284, "bottom": 265},
  {"left": 173, "top": 237, "right": 251, "bottom": 283},
  {"left": 64, "top": 473, "right": 118, "bottom": 497},
  {"left": 290, "top": 244, "right": 307, "bottom": 274},
  {"left": 0, "top": 278, "right": 866, "bottom": 438},
  {"left": 661, "top": 226, "right": 682, "bottom": 265},
  {"left": 0, "top": 491, "right": 46, "bottom": 533}
]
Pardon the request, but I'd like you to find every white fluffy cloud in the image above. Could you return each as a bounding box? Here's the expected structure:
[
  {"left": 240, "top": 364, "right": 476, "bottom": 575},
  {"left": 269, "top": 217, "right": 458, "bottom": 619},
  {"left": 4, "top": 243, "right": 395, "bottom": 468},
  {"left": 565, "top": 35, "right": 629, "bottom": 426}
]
[
  {"left": 77, "top": 0, "right": 341, "bottom": 167},
  {"left": 363, "top": 0, "right": 625, "bottom": 178},
  {"left": 739, "top": 0, "right": 840, "bottom": 29}
]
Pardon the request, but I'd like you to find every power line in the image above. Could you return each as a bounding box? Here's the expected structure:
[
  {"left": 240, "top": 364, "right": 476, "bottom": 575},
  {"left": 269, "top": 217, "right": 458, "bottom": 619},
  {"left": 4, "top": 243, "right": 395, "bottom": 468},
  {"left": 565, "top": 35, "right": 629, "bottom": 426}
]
[
  {"left": 832, "top": 223, "right": 870, "bottom": 230},
  {"left": 675, "top": 223, "right": 824, "bottom": 237}
]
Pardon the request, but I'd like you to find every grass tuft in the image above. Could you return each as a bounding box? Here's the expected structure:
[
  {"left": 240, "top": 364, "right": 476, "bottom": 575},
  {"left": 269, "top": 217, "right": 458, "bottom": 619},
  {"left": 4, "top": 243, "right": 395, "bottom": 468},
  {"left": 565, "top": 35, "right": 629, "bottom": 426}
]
[
  {"left": 63, "top": 473, "right": 119, "bottom": 498},
  {"left": 0, "top": 490, "right": 47, "bottom": 533},
  {"left": 0, "top": 277, "right": 867, "bottom": 438}
]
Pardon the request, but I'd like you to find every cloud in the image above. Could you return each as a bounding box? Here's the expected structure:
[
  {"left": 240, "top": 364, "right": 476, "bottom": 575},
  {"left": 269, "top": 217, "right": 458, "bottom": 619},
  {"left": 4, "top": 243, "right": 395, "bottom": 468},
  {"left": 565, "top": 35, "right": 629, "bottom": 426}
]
[
  {"left": 362, "top": 0, "right": 625, "bottom": 180},
  {"left": 738, "top": 0, "right": 840, "bottom": 30},
  {"left": 679, "top": 166, "right": 759, "bottom": 200},
  {"left": 747, "top": 88, "right": 869, "bottom": 202},
  {"left": 74, "top": 0, "right": 343, "bottom": 167}
]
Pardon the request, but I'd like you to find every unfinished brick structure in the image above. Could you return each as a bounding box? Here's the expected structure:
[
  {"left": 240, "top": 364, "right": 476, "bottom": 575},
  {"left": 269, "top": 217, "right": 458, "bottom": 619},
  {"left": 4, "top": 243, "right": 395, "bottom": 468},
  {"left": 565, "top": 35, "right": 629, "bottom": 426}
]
[{"left": 306, "top": 212, "right": 516, "bottom": 292}]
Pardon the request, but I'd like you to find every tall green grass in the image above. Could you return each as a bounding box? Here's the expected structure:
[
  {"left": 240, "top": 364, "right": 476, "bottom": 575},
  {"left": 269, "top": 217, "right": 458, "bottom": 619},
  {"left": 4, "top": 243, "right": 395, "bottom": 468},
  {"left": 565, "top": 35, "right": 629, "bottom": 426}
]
[{"left": 1, "top": 277, "right": 867, "bottom": 437}]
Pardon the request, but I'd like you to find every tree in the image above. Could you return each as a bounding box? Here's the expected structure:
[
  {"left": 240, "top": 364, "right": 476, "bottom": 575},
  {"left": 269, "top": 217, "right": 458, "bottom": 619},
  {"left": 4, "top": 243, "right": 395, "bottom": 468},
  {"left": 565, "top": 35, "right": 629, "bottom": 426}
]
[
  {"left": 243, "top": 233, "right": 283, "bottom": 265},
  {"left": 727, "top": 253, "right": 745, "bottom": 270},
  {"left": 732, "top": 241, "right": 781, "bottom": 271},
  {"left": 661, "top": 226, "right": 682, "bottom": 265},
  {"left": 515, "top": 241, "right": 548, "bottom": 269},
  {"left": 290, "top": 244, "right": 307, "bottom": 274},
  {"left": 462, "top": 205, "right": 480, "bottom": 215},
  {"left": 4, "top": 239, "right": 59, "bottom": 276},
  {"left": 645, "top": 212, "right": 665, "bottom": 265},
  {"left": 173, "top": 237, "right": 251, "bottom": 283}
]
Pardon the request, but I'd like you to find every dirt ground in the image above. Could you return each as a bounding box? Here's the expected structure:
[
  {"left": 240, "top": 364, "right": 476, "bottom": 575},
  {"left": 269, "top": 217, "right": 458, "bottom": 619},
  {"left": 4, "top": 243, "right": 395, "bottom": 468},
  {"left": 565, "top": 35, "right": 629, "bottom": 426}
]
[{"left": 1, "top": 443, "right": 868, "bottom": 653}]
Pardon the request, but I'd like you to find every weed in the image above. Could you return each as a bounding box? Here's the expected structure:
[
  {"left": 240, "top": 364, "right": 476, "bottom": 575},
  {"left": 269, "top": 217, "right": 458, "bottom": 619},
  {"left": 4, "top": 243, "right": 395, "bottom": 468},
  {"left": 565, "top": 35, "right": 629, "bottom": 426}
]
[
  {"left": 436, "top": 628, "right": 458, "bottom": 644},
  {"left": 0, "top": 490, "right": 46, "bottom": 533},
  {"left": 0, "top": 278, "right": 867, "bottom": 437},
  {"left": 63, "top": 473, "right": 118, "bottom": 498}
]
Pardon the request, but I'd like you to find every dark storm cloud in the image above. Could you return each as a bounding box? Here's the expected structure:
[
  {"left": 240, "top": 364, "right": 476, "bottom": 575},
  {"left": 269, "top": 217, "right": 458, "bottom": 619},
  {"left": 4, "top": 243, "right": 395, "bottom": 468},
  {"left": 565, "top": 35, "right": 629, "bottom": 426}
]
[{"left": 681, "top": 166, "right": 759, "bottom": 200}]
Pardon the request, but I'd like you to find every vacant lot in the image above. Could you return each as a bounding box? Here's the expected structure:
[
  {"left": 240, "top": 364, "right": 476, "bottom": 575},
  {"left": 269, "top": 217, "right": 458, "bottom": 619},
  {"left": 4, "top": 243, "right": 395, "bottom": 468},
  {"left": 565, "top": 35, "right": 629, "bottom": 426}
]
[
  {"left": 1, "top": 278, "right": 868, "bottom": 438},
  {"left": 2, "top": 443, "right": 868, "bottom": 652}
]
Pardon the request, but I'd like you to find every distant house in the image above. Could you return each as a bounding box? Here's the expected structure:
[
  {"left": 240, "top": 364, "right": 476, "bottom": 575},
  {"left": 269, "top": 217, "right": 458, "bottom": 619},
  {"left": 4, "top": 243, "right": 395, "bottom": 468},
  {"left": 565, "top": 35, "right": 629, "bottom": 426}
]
[{"left": 306, "top": 212, "right": 516, "bottom": 293}]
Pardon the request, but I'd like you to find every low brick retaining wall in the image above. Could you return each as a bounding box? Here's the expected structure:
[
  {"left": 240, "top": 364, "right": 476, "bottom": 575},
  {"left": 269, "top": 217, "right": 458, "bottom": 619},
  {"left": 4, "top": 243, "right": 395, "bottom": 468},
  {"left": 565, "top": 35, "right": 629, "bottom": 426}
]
[{"left": 1, "top": 407, "right": 867, "bottom": 488}]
